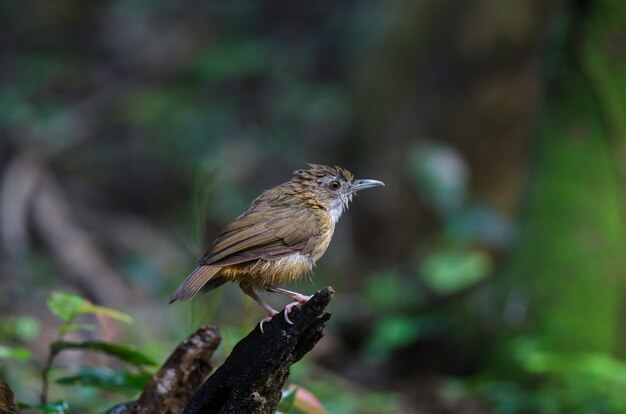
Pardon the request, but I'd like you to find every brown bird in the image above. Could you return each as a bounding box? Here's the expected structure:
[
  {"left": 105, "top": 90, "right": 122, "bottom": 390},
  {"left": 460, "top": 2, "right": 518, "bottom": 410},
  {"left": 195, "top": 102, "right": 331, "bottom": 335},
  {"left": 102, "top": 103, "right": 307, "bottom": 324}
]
[{"left": 170, "top": 164, "right": 384, "bottom": 331}]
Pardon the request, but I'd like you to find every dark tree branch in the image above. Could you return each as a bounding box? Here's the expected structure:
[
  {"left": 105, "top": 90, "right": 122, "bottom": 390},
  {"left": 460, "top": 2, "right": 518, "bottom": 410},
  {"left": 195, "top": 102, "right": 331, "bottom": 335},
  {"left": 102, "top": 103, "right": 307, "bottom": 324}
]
[
  {"left": 105, "top": 287, "right": 333, "bottom": 414},
  {"left": 104, "top": 325, "right": 221, "bottom": 414},
  {"left": 182, "top": 287, "right": 334, "bottom": 414}
]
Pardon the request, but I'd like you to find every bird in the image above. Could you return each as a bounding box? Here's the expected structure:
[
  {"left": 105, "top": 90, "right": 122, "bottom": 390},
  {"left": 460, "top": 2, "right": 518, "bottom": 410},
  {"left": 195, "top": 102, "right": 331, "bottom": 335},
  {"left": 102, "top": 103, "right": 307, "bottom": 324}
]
[{"left": 169, "top": 164, "right": 384, "bottom": 332}]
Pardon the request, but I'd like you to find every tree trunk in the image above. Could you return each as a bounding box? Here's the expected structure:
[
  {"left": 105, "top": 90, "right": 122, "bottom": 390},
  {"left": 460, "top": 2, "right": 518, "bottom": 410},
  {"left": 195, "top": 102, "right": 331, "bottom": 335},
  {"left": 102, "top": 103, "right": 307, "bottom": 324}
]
[{"left": 105, "top": 287, "right": 334, "bottom": 414}]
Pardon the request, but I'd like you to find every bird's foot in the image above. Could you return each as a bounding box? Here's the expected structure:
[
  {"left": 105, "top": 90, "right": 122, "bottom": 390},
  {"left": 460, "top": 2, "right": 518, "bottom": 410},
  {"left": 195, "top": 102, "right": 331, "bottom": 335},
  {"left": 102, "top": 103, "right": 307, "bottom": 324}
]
[
  {"left": 283, "top": 301, "right": 304, "bottom": 324},
  {"left": 256, "top": 288, "right": 313, "bottom": 331},
  {"left": 266, "top": 286, "right": 312, "bottom": 304},
  {"left": 292, "top": 293, "right": 312, "bottom": 303},
  {"left": 259, "top": 309, "right": 278, "bottom": 334}
]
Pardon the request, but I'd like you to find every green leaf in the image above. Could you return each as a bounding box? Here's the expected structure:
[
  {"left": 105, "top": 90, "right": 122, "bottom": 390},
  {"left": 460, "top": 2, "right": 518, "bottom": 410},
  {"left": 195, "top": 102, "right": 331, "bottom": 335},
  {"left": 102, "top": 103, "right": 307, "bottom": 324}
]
[
  {"left": 0, "top": 316, "right": 40, "bottom": 341},
  {"left": 421, "top": 249, "right": 491, "bottom": 294},
  {"left": 57, "top": 323, "right": 96, "bottom": 334},
  {"left": 48, "top": 291, "right": 89, "bottom": 321},
  {"left": 372, "top": 315, "right": 421, "bottom": 348},
  {"left": 365, "top": 315, "right": 421, "bottom": 362},
  {"left": 51, "top": 341, "right": 157, "bottom": 366},
  {"left": 47, "top": 291, "right": 133, "bottom": 324},
  {"left": 87, "top": 304, "right": 133, "bottom": 324},
  {"left": 364, "top": 271, "right": 413, "bottom": 310},
  {"left": 17, "top": 400, "right": 69, "bottom": 413},
  {"left": 56, "top": 367, "right": 151, "bottom": 394},
  {"left": 0, "top": 345, "right": 31, "bottom": 361},
  {"left": 276, "top": 388, "right": 297, "bottom": 414},
  {"left": 193, "top": 40, "right": 267, "bottom": 83}
]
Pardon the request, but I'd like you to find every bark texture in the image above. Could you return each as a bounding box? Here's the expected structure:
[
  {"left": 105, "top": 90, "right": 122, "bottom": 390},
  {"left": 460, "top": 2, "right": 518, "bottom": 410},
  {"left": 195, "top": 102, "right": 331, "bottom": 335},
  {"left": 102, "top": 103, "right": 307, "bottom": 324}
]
[
  {"left": 104, "top": 324, "right": 221, "bottom": 414},
  {"left": 182, "top": 287, "right": 334, "bottom": 414},
  {"left": 104, "top": 287, "right": 333, "bottom": 414}
]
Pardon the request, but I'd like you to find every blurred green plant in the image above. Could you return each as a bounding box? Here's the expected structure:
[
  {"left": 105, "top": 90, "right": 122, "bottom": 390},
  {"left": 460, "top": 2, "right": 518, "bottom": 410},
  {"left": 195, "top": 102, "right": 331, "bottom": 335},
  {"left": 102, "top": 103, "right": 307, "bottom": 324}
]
[
  {"left": 36, "top": 291, "right": 155, "bottom": 409},
  {"left": 55, "top": 367, "right": 151, "bottom": 394},
  {"left": 360, "top": 143, "right": 500, "bottom": 362},
  {"left": 0, "top": 345, "right": 30, "bottom": 362},
  {"left": 288, "top": 361, "right": 406, "bottom": 414},
  {"left": 446, "top": 339, "right": 626, "bottom": 414},
  {"left": 364, "top": 270, "right": 417, "bottom": 311},
  {"left": 47, "top": 291, "right": 133, "bottom": 325},
  {"left": 1, "top": 290, "right": 347, "bottom": 413},
  {"left": 276, "top": 387, "right": 298, "bottom": 414},
  {"left": 0, "top": 316, "right": 40, "bottom": 343},
  {"left": 277, "top": 386, "right": 330, "bottom": 414},
  {"left": 456, "top": 1, "right": 626, "bottom": 412},
  {"left": 409, "top": 142, "right": 467, "bottom": 216},
  {"left": 365, "top": 314, "right": 421, "bottom": 362},
  {"left": 18, "top": 400, "right": 70, "bottom": 414},
  {"left": 421, "top": 248, "right": 491, "bottom": 295}
]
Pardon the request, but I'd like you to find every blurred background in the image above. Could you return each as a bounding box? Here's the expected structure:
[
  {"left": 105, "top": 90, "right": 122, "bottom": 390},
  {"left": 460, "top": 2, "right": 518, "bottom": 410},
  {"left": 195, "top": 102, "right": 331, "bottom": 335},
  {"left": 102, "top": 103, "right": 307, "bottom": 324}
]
[{"left": 1, "top": 0, "right": 626, "bottom": 412}]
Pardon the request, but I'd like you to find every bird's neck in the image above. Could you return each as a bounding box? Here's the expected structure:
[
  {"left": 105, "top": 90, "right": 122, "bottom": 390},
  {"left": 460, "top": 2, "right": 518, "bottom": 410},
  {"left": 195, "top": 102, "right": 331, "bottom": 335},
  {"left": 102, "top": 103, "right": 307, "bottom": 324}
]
[{"left": 253, "top": 182, "right": 350, "bottom": 224}]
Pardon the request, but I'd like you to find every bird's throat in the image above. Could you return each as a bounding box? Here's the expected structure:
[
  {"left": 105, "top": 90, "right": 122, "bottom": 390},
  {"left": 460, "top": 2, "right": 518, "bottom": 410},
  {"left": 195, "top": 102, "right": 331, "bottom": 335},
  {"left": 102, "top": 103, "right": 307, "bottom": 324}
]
[{"left": 327, "top": 194, "right": 350, "bottom": 224}]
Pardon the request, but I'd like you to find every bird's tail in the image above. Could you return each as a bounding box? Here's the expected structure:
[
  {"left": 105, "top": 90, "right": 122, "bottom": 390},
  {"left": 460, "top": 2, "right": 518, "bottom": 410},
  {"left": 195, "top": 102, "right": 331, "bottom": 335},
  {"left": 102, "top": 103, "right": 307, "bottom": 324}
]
[{"left": 169, "top": 265, "right": 221, "bottom": 303}]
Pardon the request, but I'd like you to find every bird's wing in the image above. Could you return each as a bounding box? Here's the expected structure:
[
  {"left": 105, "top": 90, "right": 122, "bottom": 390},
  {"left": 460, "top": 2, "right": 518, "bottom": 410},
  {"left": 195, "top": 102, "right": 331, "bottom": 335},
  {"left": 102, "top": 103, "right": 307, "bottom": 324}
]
[{"left": 198, "top": 207, "right": 323, "bottom": 267}]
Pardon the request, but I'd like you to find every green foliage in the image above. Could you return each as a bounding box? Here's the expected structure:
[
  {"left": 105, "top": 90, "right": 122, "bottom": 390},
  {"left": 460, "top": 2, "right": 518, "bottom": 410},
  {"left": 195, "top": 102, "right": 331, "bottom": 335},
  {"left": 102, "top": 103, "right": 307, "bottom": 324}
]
[
  {"left": 364, "top": 270, "right": 416, "bottom": 310},
  {"left": 421, "top": 248, "right": 491, "bottom": 295},
  {"left": 440, "top": 2, "right": 626, "bottom": 412},
  {"left": 18, "top": 400, "right": 69, "bottom": 414},
  {"left": 51, "top": 341, "right": 157, "bottom": 367},
  {"left": 0, "top": 345, "right": 30, "bottom": 361},
  {"left": 56, "top": 367, "right": 151, "bottom": 394},
  {"left": 0, "top": 316, "right": 40, "bottom": 342},
  {"left": 192, "top": 40, "right": 268, "bottom": 83},
  {"left": 289, "top": 362, "right": 405, "bottom": 414},
  {"left": 1, "top": 291, "right": 158, "bottom": 412},
  {"left": 453, "top": 340, "right": 626, "bottom": 413},
  {"left": 509, "top": 341, "right": 626, "bottom": 412},
  {"left": 2, "top": 0, "right": 626, "bottom": 412},
  {"left": 57, "top": 324, "right": 95, "bottom": 334},
  {"left": 310, "top": 382, "right": 403, "bottom": 414},
  {"left": 47, "top": 291, "right": 133, "bottom": 324},
  {"left": 276, "top": 386, "right": 329, "bottom": 414},
  {"left": 47, "top": 291, "right": 89, "bottom": 321},
  {"left": 276, "top": 388, "right": 297, "bottom": 414},
  {"left": 365, "top": 314, "right": 421, "bottom": 361}
]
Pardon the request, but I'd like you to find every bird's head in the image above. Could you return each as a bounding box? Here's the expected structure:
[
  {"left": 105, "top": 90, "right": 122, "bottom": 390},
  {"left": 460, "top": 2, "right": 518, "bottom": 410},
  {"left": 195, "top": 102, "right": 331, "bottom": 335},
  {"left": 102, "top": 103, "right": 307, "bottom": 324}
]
[{"left": 291, "top": 164, "right": 384, "bottom": 223}]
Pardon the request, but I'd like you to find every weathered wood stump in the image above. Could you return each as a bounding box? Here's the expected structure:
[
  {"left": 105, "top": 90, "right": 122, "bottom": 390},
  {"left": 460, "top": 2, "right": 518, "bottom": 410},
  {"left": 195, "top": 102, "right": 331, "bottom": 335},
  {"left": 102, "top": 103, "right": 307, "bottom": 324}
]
[{"left": 104, "top": 287, "right": 334, "bottom": 414}]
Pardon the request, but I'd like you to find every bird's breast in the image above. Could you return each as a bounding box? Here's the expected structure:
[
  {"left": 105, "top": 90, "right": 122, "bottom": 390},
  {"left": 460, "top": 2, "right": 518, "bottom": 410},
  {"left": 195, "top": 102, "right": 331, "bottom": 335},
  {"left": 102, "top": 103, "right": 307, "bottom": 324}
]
[
  {"left": 311, "top": 224, "right": 334, "bottom": 262},
  {"left": 230, "top": 252, "right": 314, "bottom": 287}
]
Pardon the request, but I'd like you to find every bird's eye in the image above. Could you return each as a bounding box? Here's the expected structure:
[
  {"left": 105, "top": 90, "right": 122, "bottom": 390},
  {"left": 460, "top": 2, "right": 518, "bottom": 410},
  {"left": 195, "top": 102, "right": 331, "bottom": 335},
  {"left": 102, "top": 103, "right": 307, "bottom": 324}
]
[{"left": 328, "top": 180, "right": 341, "bottom": 191}]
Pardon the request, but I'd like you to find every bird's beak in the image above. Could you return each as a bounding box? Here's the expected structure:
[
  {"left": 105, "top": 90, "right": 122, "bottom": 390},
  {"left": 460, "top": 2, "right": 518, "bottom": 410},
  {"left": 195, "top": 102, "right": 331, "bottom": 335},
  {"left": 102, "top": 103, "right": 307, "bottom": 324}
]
[{"left": 351, "top": 179, "right": 385, "bottom": 192}]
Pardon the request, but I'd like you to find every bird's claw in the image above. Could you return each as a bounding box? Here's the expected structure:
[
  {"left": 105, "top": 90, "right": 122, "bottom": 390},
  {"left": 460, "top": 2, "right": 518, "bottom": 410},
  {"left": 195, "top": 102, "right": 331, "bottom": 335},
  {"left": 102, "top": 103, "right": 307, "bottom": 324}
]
[
  {"left": 283, "top": 301, "right": 302, "bottom": 325},
  {"left": 259, "top": 310, "right": 278, "bottom": 334},
  {"left": 259, "top": 296, "right": 312, "bottom": 332}
]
